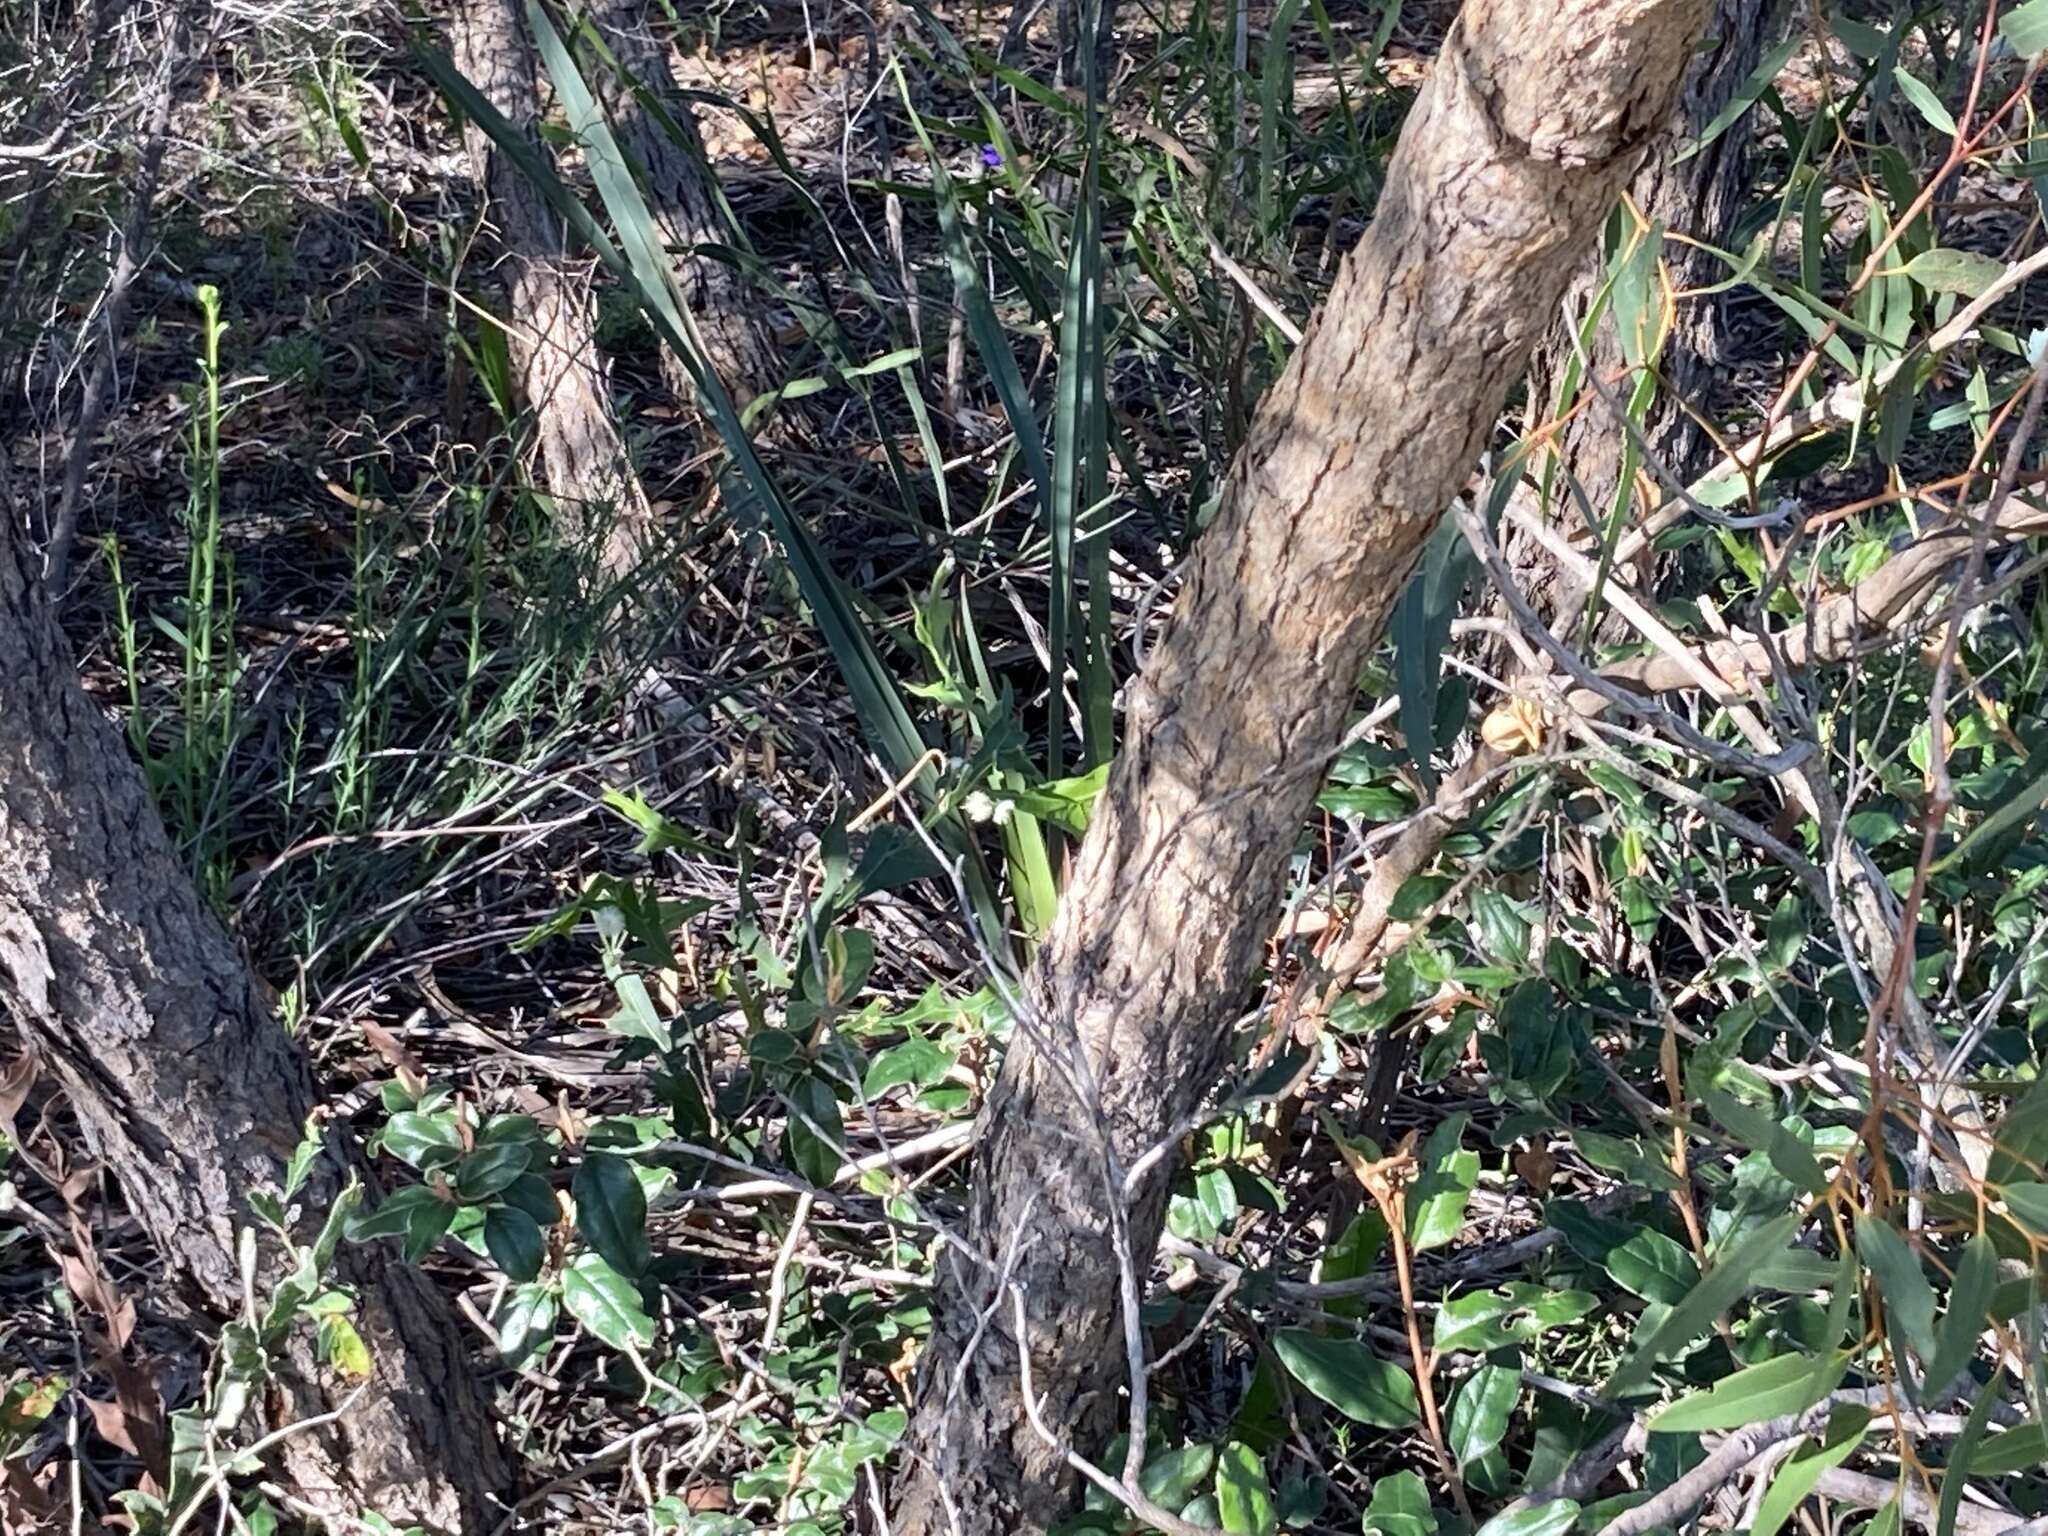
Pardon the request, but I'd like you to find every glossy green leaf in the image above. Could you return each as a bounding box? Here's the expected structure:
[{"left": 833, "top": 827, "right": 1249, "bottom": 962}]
[
  {"left": 1361, "top": 1470, "right": 1433, "bottom": 1536},
  {"left": 561, "top": 1252, "right": 654, "bottom": 1351},
  {"left": 573, "top": 1150, "right": 651, "bottom": 1278},
  {"left": 1572, "top": 1130, "right": 1681, "bottom": 1193},
  {"left": 1272, "top": 1330, "right": 1418, "bottom": 1428},
  {"left": 1408, "top": 1113, "right": 1479, "bottom": 1253},
  {"left": 862, "top": 1037, "right": 956, "bottom": 1099},
  {"left": 484, "top": 1205, "right": 546, "bottom": 1283},
  {"left": 1139, "top": 1442, "right": 1215, "bottom": 1511},
  {"left": 454, "top": 1141, "right": 532, "bottom": 1202},
  {"left": 317, "top": 1314, "right": 371, "bottom": 1379},
  {"left": 1473, "top": 1498, "right": 1578, "bottom": 1536},
  {"left": 782, "top": 1074, "right": 845, "bottom": 1189},
  {"left": 1607, "top": 1228, "right": 1700, "bottom": 1305},
  {"left": 378, "top": 1110, "right": 464, "bottom": 1170},
  {"left": 350, "top": 1184, "right": 456, "bottom": 1265},
  {"left": 1449, "top": 1360, "right": 1520, "bottom": 1468},
  {"left": 1215, "top": 1440, "right": 1277, "bottom": 1536},
  {"left": 496, "top": 1283, "right": 557, "bottom": 1367}
]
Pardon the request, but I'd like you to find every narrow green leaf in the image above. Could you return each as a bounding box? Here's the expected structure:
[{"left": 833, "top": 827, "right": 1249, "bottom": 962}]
[
  {"left": 2002, "top": 0, "right": 2048, "bottom": 58},
  {"left": 1674, "top": 36, "right": 1801, "bottom": 162},
  {"left": 2001, "top": 1181, "right": 2048, "bottom": 1237},
  {"left": 1939, "top": 1376, "right": 2005, "bottom": 1536},
  {"left": 1855, "top": 1215, "right": 1938, "bottom": 1367},
  {"left": 1392, "top": 519, "right": 1467, "bottom": 794},
  {"left": 1986, "top": 1079, "right": 2048, "bottom": 1185},
  {"left": 1649, "top": 1350, "right": 1848, "bottom": 1432},
  {"left": 1892, "top": 67, "right": 1957, "bottom": 137},
  {"left": 442, "top": 15, "right": 1008, "bottom": 954},
  {"left": 1607, "top": 1211, "right": 1801, "bottom": 1396},
  {"left": 1966, "top": 1423, "right": 2048, "bottom": 1477},
  {"left": 1752, "top": 1407, "right": 1870, "bottom": 1536},
  {"left": 1924, "top": 1235, "right": 1995, "bottom": 1397}
]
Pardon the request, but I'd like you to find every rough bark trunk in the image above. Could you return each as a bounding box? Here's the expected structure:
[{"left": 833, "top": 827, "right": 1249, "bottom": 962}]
[
  {"left": 1328, "top": 0, "right": 1778, "bottom": 998},
  {"left": 583, "top": 0, "right": 786, "bottom": 414},
  {"left": 890, "top": 3, "right": 1715, "bottom": 1532},
  {"left": 0, "top": 521, "right": 507, "bottom": 1528},
  {"left": 1512, "top": 0, "right": 1776, "bottom": 633},
  {"left": 458, "top": 0, "right": 654, "bottom": 580}
]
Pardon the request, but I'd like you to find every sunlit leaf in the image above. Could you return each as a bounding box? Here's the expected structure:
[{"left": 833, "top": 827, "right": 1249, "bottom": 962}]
[{"left": 1272, "top": 1330, "right": 1418, "bottom": 1428}]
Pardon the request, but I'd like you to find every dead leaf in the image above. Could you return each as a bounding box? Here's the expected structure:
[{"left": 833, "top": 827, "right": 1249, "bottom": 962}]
[
  {"left": 1513, "top": 1144, "right": 1556, "bottom": 1195},
  {"left": 361, "top": 1018, "right": 427, "bottom": 1099},
  {"left": 1480, "top": 696, "right": 1545, "bottom": 755}
]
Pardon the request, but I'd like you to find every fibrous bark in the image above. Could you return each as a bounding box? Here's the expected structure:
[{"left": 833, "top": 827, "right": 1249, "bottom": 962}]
[
  {"left": 890, "top": 3, "right": 1714, "bottom": 1532},
  {"left": 583, "top": 0, "right": 786, "bottom": 413},
  {"left": 1512, "top": 0, "right": 1777, "bottom": 633},
  {"left": 0, "top": 516, "right": 507, "bottom": 1529},
  {"left": 458, "top": 0, "right": 654, "bottom": 579},
  {"left": 1525, "top": 0, "right": 1772, "bottom": 524},
  {"left": 1327, "top": 0, "right": 1778, "bottom": 993}
]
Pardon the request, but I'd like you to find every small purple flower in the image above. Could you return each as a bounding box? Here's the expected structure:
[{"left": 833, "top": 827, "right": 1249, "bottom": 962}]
[{"left": 979, "top": 143, "right": 1004, "bottom": 169}]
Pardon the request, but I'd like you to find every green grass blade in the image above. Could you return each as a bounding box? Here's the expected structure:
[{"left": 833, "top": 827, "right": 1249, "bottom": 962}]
[{"left": 420, "top": 18, "right": 1011, "bottom": 953}]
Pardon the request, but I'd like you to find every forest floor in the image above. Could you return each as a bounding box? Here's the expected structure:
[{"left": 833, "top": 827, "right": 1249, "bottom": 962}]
[{"left": 6, "top": 1, "right": 2048, "bottom": 1533}]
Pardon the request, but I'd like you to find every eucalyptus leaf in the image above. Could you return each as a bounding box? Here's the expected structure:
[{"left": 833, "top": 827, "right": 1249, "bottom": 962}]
[{"left": 1649, "top": 1350, "right": 1848, "bottom": 1432}]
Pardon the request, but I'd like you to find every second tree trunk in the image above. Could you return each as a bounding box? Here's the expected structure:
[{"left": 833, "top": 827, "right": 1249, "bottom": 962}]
[{"left": 891, "top": 2, "right": 1717, "bottom": 1531}]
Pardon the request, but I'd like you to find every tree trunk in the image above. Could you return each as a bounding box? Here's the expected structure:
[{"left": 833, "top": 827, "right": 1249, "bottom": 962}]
[
  {"left": 457, "top": 0, "right": 655, "bottom": 580},
  {"left": 890, "top": 3, "right": 1714, "bottom": 1532},
  {"left": 583, "top": 0, "right": 786, "bottom": 414},
  {"left": 1326, "top": 0, "right": 1779, "bottom": 997},
  {"left": 0, "top": 520, "right": 507, "bottom": 1528},
  {"left": 1513, "top": 0, "right": 1778, "bottom": 633}
]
